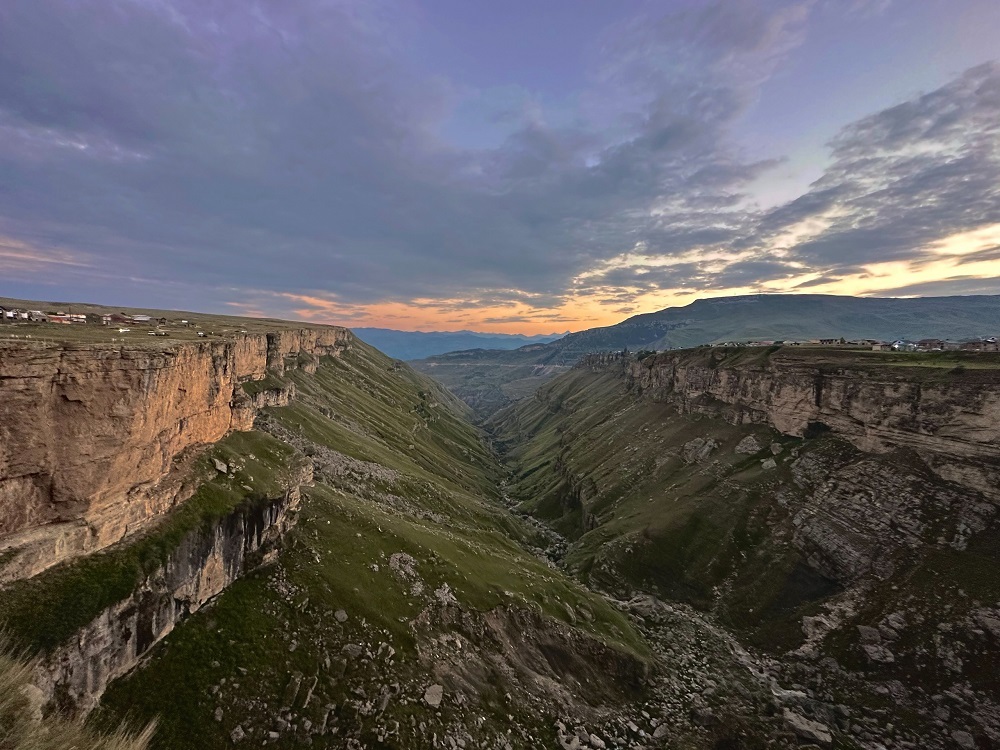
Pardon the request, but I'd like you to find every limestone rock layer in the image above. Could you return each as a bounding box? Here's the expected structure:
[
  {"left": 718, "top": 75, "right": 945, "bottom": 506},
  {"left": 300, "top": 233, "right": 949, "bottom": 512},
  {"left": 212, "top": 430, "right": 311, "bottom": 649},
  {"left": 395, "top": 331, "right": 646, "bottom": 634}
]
[{"left": 0, "top": 328, "right": 350, "bottom": 579}]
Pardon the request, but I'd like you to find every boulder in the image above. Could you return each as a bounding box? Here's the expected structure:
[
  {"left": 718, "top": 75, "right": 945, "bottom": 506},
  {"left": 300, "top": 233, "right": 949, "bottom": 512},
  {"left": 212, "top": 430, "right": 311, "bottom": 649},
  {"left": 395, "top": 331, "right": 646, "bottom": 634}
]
[
  {"left": 951, "top": 730, "right": 976, "bottom": 749},
  {"left": 423, "top": 684, "right": 444, "bottom": 708},
  {"left": 861, "top": 644, "right": 895, "bottom": 663},
  {"left": 735, "top": 435, "right": 763, "bottom": 454},
  {"left": 683, "top": 437, "right": 719, "bottom": 464},
  {"left": 783, "top": 709, "right": 832, "bottom": 747}
]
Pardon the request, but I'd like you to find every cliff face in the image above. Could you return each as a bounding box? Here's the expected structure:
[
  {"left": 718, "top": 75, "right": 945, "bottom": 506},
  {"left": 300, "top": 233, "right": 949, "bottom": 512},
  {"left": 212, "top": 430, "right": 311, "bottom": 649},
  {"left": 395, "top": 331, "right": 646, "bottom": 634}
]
[
  {"left": 37, "top": 468, "right": 308, "bottom": 716},
  {"left": 494, "top": 351, "right": 1000, "bottom": 746},
  {"left": 0, "top": 328, "right": 350, "bottom": 580},
  {"left": 622, "top": 349, "right": 1000, "bottom": 500}
]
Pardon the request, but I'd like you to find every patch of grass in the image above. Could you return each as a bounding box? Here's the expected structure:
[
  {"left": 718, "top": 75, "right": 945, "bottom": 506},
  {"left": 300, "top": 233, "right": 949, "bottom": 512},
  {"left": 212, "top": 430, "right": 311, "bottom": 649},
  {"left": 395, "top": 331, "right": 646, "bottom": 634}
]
[{"left": 0, "top": 640, "right": 154, "bottom": 749}]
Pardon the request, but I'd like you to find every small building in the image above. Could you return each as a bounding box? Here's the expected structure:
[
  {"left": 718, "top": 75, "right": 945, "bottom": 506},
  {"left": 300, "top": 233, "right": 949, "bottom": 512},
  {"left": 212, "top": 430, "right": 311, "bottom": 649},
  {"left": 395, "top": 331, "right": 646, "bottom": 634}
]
[
  {"left": 872, "top": 343, "right": 891, "bottom": 351},
  {"left": 132, "top": 314, "right": 152, "bottom": 324},
  {"left": 960, "top": 337, "right": 999, "bottom": 352}
]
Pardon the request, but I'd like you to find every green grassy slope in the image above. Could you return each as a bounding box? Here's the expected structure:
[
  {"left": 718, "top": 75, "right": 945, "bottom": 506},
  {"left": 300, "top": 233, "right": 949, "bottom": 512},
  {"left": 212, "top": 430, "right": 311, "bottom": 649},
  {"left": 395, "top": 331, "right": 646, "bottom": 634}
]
[
  {"left": 489, "top": 352, "right": 1000, "bottom": 745},
  {"left": 489, "top": 366, "right": 821, "bottom": 644},
  {"left": 87, "top": 339, "right": 649, "bottom": 749}
]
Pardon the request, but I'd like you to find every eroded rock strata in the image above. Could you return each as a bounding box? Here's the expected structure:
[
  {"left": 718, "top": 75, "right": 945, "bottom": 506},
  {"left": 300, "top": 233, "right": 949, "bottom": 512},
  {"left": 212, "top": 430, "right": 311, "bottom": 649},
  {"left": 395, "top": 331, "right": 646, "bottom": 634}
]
[
  {"left": 620, "top": 348, "right": 1000, "bottom": 498},
  {"left": 492, "top": 347, "right": 1000, "bottom": 748},
  {"left": 38, "top": 474, "right": 307, "bottom": 716},
  {"left": 0, "top": 329, "right": 349, "bottom": 580}
]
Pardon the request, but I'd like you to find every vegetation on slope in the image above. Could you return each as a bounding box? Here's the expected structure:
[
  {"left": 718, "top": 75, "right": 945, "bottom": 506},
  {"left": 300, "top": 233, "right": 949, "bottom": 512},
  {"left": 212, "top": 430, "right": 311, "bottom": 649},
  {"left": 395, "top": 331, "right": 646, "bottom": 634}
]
[
  {"left": 0, "top": 431, "right": 308, "bottom": 654},
  {"left": 90, "top": 339, "right": 652, "bottom": 749},
  {"left": 489, "top": 350, "right": 1000, "bottom": 747}
]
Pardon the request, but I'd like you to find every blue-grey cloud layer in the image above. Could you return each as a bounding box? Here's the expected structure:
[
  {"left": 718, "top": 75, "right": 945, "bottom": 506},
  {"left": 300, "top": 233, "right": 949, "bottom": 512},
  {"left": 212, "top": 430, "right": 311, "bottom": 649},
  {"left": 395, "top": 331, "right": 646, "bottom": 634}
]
[{"left": 1, "top": 0, "right": 999, "bottom": 312}]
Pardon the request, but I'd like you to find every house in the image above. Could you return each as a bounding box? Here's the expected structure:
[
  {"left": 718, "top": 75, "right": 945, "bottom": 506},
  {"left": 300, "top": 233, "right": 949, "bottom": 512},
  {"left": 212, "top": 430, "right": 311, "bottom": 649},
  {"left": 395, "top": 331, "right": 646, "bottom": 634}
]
[
  {"left": 916, "top": 338, "right": 946, "bottom": 351},
  {"left": 101, "top": 314, "right": 113, "bottom": 325},
  {"left": 892, "top": 340, "right": 917, "bottom": 352},
  {"left": 56, "top": 313, "right": 87, "bottom": 324},
  {"left": 872, "top": 343, "right": 892, "bottom": 351},
  {"left": 960, "top": 337, "right": 999, "bottom": 352},
  {"left": 132, "top": 314, "right": 152, "bottom": 324}
]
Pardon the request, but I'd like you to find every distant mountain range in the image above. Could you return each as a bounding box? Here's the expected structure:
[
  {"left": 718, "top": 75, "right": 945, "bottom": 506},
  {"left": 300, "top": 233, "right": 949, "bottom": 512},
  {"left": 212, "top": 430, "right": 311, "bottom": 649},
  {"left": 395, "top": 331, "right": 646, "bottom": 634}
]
[
  {"left": 350, "top": 328, "right": 565, "bottom": 360},
  {"left": 411, "top": 294, "right": 1000, "bottom": 417}
]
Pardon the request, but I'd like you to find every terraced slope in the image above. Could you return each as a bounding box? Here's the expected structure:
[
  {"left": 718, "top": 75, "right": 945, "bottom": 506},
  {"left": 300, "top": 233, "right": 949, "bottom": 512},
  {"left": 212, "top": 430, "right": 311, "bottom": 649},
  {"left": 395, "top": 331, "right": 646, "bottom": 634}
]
[{"left": 489, "top": 348, "right": 1000, "bottom": 749}]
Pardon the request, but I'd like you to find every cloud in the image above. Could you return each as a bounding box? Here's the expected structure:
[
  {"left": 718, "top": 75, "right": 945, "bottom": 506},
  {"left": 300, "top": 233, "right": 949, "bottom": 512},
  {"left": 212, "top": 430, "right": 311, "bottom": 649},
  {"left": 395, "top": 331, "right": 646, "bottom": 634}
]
[
  {"left": 0, "top": 0, "right": 812, "bottom": 309},
  {"left": 755, "top": 62, "right": 1000, "bottom": 273},
  {"left": 0, "top": 0, "right": 997, "bottom": 331}
]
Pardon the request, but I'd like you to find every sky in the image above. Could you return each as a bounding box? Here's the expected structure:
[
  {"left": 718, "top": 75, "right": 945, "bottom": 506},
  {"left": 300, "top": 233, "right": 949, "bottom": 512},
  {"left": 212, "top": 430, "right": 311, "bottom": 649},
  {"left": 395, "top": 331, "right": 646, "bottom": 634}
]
[{"left": 1, "top": 0, "right": 1000, "bottom": 334}]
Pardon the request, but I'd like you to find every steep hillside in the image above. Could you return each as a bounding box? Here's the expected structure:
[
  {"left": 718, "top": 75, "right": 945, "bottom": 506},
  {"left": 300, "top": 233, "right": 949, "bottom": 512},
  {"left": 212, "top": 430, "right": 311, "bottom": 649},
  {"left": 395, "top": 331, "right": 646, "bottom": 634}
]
[
  {"left": 490, "top": 346, "right": 1000, "bottom": 750},
  {"left": 0, "top": 316, "right": 812, "bottom": 750},
  {"left": 413, "top": 294, "right": 1000, "bottom": 418}
]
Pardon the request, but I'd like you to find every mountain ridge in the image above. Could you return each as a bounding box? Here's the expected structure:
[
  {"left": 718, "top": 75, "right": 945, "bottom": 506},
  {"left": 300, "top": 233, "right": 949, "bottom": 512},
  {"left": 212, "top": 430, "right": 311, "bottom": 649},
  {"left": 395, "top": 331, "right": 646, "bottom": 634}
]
[
  {"left": 412, "top": 293, "right": 1000, "bottom": 417},
  {"left": 352, "top": 327, "right": 565, "bottom": 360}
]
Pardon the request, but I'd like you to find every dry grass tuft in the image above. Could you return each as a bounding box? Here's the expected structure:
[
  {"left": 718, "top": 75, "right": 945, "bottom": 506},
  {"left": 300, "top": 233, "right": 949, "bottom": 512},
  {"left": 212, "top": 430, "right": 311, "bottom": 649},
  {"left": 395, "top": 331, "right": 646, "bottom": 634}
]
[{"left": 0, "top": 639, "right": 155, "bottom": 750}]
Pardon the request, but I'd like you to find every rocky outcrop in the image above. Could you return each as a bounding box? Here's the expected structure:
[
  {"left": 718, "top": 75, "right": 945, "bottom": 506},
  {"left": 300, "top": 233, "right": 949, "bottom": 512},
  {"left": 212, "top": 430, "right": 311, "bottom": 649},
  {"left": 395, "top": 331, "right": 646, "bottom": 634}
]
[
  {"left": 36, "top": 463, "right": 309, "bottom": 717},
  {"left": 0, "top": 328, "right": 350, "bottom": 580},
  {"left": 789, "top": 450, "right": 994, "bottom": 582},
  {"left": 622, "top": 349, "right": 1000, "bottom": 501}
]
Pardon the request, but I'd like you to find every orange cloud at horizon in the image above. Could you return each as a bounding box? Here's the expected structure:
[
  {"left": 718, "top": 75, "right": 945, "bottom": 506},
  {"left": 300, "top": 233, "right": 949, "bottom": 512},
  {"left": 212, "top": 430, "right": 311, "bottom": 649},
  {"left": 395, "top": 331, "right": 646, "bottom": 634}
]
[{"left": 244, "top": 223, "right": 1000, "bottom": 335}]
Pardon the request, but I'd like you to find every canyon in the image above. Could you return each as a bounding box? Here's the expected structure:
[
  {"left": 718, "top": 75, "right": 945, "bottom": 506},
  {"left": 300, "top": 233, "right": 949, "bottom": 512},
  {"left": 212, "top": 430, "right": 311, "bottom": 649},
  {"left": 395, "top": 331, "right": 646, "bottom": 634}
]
[
  {"left": 1, "top": 313, "right": 999, "bottom": 749},
  {"left": 490, "top": 345, "right": 1000, "bottom": 749}
]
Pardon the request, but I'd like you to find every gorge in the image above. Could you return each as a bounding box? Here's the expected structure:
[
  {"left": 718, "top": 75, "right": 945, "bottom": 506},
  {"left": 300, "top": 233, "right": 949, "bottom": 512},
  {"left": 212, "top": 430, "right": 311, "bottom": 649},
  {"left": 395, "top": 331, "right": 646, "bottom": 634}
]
[{"left": 1, "top": 310, "right": 999, "bottom": 750}]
